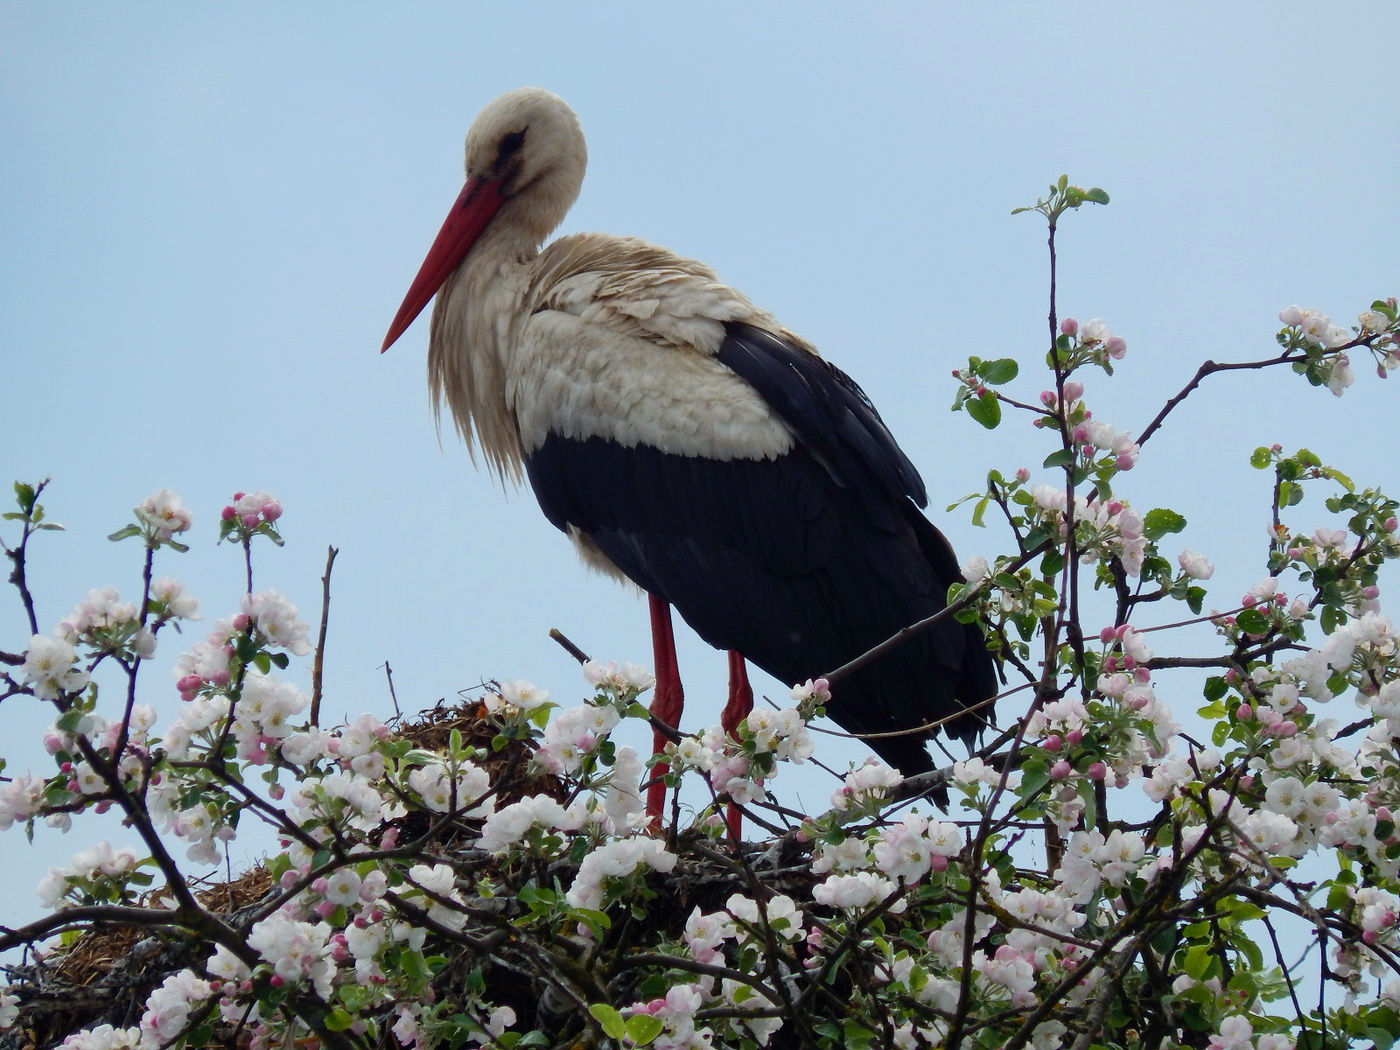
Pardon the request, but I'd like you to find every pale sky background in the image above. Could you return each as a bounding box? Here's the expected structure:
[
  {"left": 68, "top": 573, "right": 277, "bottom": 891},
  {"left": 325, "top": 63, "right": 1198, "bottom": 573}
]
[{"left": 2, "top": 4, "right": 1397, "bottom": 940}]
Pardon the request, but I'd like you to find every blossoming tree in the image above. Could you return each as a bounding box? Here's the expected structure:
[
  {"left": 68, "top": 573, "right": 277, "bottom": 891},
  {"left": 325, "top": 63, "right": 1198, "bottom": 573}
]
[{"left": 3, "top": 179, "right": 1400, "bottom": 1050}]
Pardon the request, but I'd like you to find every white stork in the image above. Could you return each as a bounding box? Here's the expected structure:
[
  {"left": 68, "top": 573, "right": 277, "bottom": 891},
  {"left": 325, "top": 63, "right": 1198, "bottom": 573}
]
[{"left": 382, "top": 88, "right": 996, "bottom": 814}]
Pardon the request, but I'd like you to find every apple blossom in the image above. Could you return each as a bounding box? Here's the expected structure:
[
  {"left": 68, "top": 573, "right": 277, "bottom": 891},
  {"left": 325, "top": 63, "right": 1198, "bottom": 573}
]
[
  {"left": 21, "top": 635, "right": 90, "bottom": 700},
  {"left": 135, "top": 489, "right": 193, "bottom": 542}
]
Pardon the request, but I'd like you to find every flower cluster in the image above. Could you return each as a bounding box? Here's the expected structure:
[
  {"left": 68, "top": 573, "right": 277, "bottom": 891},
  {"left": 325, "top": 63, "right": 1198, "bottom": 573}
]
[
  {"left": 218, "top": 489, "right": 285, "bottom": 546},
  {"left": 1029, "top": 484, "right": 1147, "bottom": 574},
  {"left": 134, "top": 489, "right": 194, "bottom": 544}
]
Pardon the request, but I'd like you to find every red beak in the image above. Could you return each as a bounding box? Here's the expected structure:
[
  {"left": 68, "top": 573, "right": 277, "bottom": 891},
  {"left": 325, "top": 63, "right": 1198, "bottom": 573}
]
[{"left": 381, "top": 176, "right": 509, "bottom": 352}]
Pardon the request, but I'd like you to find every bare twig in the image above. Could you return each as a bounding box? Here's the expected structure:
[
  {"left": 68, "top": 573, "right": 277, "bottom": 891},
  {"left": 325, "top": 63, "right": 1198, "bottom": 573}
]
[
  {"left": 549, "top": 627, "right": 592, "bottom": 665},
  {"left": 310, "top": 544, "right": 339, "bottom": 726},
  {"left": 382, "top": 661, "right": 401, "bottom": 718}
]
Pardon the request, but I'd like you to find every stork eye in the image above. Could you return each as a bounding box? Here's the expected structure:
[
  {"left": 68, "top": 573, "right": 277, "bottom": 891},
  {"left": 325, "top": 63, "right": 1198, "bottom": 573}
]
[{"left": 499, "top": 129, "right": 527, "bottom": 159}]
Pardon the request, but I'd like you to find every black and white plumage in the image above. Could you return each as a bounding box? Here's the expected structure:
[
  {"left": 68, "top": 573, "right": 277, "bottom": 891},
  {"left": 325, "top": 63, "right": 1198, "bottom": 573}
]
[{"left": 383, "top": 87, "right": 995, "bottom": 777}]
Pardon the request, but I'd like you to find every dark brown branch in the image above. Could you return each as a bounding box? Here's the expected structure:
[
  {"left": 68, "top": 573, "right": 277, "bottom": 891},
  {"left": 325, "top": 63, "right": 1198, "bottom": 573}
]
[
  {"left": 549, "top": 628, "right": 592, "bottom": 666},
  {"left": 310, "top": 544, "right": 339, "bottom": 726},
  {"left": 1137, "top": 354, "right": 1300, "bottom": 448}
]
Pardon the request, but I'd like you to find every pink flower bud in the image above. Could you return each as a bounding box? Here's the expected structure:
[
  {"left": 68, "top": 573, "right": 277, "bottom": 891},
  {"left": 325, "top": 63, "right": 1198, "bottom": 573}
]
[
  {"left": 241, "top": 513, "right": 260, "bottom": 529},
  {"left": 1087, "top": 762, "right": 1108, "bottom": 781},
  {"left": 1236, "top": 704, "right": 1253, "bottom": 720},
  {"left": 1040, "top": 390, "right": 1058, "bottom": 408},
  {"left": 262, "top": 501, "right": 282, "bottom": 521},
  {"left": 1386, "top": 517, "right": 1398, "bottom": 533},
  {"left": 1276, "top": 721, "right": 1299, "bottom": 738},
  {"left": 176, "top": 674, "right": 203, "bottom": 694},
  {"left": 930, "top": 854, "right": 949, "bottom": 872},
  {"left": 1099, "top": 626, "right": 1116, "bottom": 644},
  {"left": 233, "top": 491, "right": 246, "bottom": 501},
  {"left": 1364, "top": 586, "right": 1380, "bottom": 599},
  {"left": 1043, "top": 734, "right": 1063, "bottom": 752},
  {"left": 269, "top": 975, "right": 284, "bottom": 988},
  {"left": 1115, "top": 453, "right": 1136, "bottom": 471},
  {"left": 220, "top": 505, "right": 237, "bottom": 521},
  {"left": 1060, "top": 318, "right": 1079, "bottom": 336},
  {"left": 1241, "top": 594, "right": 1257, "bottom": 607},
  {"left": 1066, "top": 729, "right": 1083, "bottom": 746},
  {"left": 1015, "top": 467, "right": 1031, "bottom": 482},
  {"left": 1063, "top": 381, "right": 1084, "bottom": 401},
  {"left": 313, "top": 900, "right": 337, "bottom": 918},
  {"left": 1377, "top": 807, "right": 1392, "bottom": 822},
  {"left": 1106, "top": 336, "right": 1127, "bottom": 358},
  {"left": 311, "top": 877, "right": 329, "bottom": 894},
  {"left": 232, "top": 614, "right": 250, "bottom": 631},
  {"left": 1050, "top": 760, "right": 1073, "bottom": 780}
]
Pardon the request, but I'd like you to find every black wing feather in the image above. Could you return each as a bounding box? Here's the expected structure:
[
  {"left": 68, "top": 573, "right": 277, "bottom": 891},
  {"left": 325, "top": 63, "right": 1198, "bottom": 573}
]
[{"left": 522, "top": 321, "right": 995, "bottom": 774}]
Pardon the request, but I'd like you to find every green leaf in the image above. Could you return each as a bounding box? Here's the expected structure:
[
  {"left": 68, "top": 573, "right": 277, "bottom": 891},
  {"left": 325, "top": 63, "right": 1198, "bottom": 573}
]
[
  {"left": 970, "top": 497, "right": 990, "bottom": 528},
  {"left": 325, "top": 1009, "right": 355, "bottom": 1032},
  {"left": 1183, "top": 944, "right": 1216, "bottom": 981},
  {"left": 107, "top": 524, "right": 142, "bottom": 543},
  {"left": 966, "top": 391, "right": 1002, "bottom": 429},
  {"left": 1326, "top": 466, "right": 1355, "bottom": 492},
  {"left": 588, "top": 1005, "right": 626, "bottom": 1040},
  {"left": 625, "top": 1015, "right": 665, "bottom": 1045},
  {"left": 1236, "top": 608, "right": 1270, "bottom": 635},
  {"left": 1250, "top": 447, "right": 1273, "bottom": 469},
  {"left": 400, "top": 949, "right": 431, "bottom": 983},
  {"left": 1186, "top": 585, "right": 1205, "bottom": 615},
  {"left": 1143, "top": 508, "right": 1187, "bottom": 540},
  {"left": 1043, "top": 448, "right": 1075, "bottom": 470},
  {"left": 977, "top": 358, "right": 1019, "bottom": 385},
  {"left": 1202, "top": 676, "right": 1228, "bottom": 702}
]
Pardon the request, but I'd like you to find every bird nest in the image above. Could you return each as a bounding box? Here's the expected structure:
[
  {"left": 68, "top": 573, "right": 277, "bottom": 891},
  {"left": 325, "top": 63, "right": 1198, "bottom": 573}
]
[{"left": 1, "top": 697, "right": 565, "bottom": 1050}]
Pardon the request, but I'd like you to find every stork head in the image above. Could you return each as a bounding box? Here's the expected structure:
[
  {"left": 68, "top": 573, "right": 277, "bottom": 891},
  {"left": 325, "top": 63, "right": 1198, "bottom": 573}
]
[{"left": 382, "top": 88, "right": 587, "bottom": 352}]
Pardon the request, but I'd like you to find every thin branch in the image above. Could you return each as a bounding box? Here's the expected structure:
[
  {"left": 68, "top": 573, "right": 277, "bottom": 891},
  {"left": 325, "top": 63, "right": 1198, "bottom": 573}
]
[
  {"left": 310, "top": 544, "right": 339, "bottom": 727},
  {"left": 549, "top": 628, "right": 592, "bottom": 666},
  {"left": 1137, "top": 354, "right": 1300, "bottom": 448}
]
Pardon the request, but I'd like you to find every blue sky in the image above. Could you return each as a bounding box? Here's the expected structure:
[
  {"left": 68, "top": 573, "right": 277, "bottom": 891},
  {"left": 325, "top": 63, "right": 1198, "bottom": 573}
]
[{"left": 2, "top": 4, "right": 1397, "bottom": 932}]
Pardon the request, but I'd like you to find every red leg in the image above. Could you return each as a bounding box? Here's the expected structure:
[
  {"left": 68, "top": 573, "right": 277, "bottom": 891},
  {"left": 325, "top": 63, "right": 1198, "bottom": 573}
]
[
  {"left": 722, "top": 651, "right": 754, "bottom": 839},
  {"left": 646, "top": 593, "right": 684, "bottom": 822},
  {"left": 722, "top": 650, "right": 753, "bottom": 737}
]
